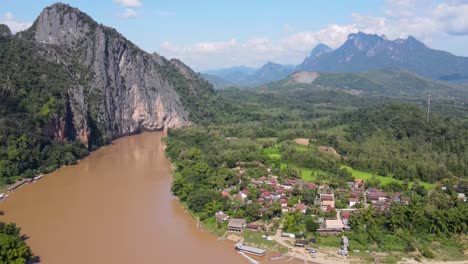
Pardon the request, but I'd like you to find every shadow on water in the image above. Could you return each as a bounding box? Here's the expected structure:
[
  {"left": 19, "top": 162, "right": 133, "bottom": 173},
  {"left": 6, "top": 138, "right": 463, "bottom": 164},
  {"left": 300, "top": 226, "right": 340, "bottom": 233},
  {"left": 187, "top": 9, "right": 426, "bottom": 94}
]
[
  {"left": 21, "top": 234, "right": 30, "bottom": 241},
  {"left": 27, "top": 256, "right": 41, "bottom": 264}
]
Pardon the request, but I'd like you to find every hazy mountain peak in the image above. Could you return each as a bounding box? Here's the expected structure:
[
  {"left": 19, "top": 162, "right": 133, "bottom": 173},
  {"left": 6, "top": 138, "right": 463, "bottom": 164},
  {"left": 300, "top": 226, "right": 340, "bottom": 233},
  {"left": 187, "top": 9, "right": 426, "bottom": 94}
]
[
  {"left": 261, "top": 61, "right": 283, "bottom": 68},
  {"left": 309, "top": 43, "right": 332, "bottom": 58}
]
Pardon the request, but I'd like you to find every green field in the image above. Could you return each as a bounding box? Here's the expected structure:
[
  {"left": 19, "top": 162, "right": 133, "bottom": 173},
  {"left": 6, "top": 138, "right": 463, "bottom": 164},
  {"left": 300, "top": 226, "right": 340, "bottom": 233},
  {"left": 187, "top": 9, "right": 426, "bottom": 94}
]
[
  {"left": 279, "top": 162, "right": 434, "bottom": 189},
  {"left": 291, "top": 144, "right": 309, "bottom": 152},
  {"left": 281, "top": 163, "right": 329, "bottom": 182},
  {"left": 341, "top": 166, "right": 435, "bottom": 189},
  {"left": 264, "top": 147, "right": 282, "bottom": 159}
]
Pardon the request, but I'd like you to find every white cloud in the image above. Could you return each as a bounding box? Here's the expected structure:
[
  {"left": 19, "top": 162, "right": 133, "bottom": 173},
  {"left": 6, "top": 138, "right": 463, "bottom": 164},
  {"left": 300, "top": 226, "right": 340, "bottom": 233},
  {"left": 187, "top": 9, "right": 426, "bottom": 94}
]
[
  {"left": 0, "top": 12, "right": 32, "bottom": 33},
  {"left": 158, "top": 0, "right": 468, "bottom": 70},
  {"left": 118, "top": 8, "right": 138, "bottom": 19},
  {"left": 433, "top": 3, "right": 468, "bottom": 35},
  {"left": 113, "top": 0, "right": 142, "bottom": 8},
  {"left": 114, "top": 0, "right": 142, "bottom": 19}
]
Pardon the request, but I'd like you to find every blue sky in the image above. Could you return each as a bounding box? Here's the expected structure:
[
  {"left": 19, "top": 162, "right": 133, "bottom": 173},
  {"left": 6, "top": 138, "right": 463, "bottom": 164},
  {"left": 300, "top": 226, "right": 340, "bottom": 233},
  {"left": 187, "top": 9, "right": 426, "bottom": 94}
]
[{"left": 1, "top": 0, "right": 468, "bottom": 70}]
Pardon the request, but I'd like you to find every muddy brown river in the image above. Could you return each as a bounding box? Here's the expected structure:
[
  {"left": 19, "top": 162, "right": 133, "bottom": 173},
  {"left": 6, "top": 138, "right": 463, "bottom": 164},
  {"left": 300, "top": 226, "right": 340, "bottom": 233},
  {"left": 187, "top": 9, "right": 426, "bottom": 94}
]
[{"left": 0, "top": 132, "right": 300, "bottom": 264}]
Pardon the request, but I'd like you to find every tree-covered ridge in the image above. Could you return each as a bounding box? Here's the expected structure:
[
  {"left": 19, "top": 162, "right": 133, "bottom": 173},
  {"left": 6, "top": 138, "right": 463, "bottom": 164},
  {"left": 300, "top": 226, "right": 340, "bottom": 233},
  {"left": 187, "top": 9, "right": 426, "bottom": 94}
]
[{"left": 322, "top": 104, "right": 467, "bottom": 183}]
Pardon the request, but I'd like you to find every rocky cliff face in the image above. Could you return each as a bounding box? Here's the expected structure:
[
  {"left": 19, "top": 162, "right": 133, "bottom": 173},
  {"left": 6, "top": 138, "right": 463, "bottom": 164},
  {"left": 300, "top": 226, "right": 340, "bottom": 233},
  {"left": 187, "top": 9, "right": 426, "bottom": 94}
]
[{"left": 25, "top": 3, "right": 202, "bottom": 146}]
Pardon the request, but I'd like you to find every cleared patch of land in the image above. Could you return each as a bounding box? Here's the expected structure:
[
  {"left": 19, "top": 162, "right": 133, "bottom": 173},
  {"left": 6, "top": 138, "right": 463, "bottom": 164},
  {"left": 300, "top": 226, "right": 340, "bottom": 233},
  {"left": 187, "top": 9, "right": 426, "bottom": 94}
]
[
  {"left": 291, "top": 71, "right": 319, "bottom": 84},
  {"left": 317, "top": 146, "right": 340, "bottom": 157},
  {"left": 293, "top": 138, "right": 310, "bottom": 146}
]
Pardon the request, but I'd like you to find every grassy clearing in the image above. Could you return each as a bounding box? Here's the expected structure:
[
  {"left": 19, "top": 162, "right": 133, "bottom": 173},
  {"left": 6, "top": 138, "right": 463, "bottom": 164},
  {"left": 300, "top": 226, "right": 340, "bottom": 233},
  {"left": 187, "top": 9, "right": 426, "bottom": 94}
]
[
  {"left": 316, "top": 235, "right": 342, "bottom": 248},
  {"left": 291, "top": 144, "right": 309, "bottom": 152},
  {"left": 281, "top": 163, "right": 330, "bottom": 182},
  {"left": 341, "top": 166, "right": 435, "bottom": 189},
  {"left": 243, "top": 230, "right": 288, "bottom": 253},
  {"left": 201, "top": 217, "right": 227, "bottom": 237},
  {"left": 264, "top": 147, "right": 282, "bottom": 159}
]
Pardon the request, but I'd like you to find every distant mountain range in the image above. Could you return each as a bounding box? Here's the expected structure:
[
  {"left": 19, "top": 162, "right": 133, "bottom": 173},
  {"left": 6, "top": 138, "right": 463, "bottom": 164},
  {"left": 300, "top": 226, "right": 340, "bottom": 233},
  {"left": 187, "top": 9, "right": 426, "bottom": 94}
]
[
  {"left": 202, "top": 62, "right": 295, "bottom": 88},
  {"left": 203, "top": 32, "right": 468, "bottom": 88},
  {"left": 297, "top": 32, "right": 468, "bottom": 81}
]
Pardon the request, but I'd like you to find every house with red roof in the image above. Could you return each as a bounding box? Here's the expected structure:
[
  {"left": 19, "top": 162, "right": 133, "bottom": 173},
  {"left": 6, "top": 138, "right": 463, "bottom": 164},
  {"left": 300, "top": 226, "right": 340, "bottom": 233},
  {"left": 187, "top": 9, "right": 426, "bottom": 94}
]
[
  {"left": 295, "top": 203, "right": 307, "bottom": 214},
  {"left": 240, "top": 189, "right": 249, "bottom": 199},
  {"left": 305, "top": 182, "right": 317, "bottom": 190},
  {"left": 215, "top": 211, "right": 229, "bottom": 223},
  {"left": 348, "top": 198, "right": 358, "bottom": 207},
  {"left": 261, "top": 191, "right": 272, "bottom": 200},
  {"left": 280, "top": 199, "right": 288, "bottom": 206}
]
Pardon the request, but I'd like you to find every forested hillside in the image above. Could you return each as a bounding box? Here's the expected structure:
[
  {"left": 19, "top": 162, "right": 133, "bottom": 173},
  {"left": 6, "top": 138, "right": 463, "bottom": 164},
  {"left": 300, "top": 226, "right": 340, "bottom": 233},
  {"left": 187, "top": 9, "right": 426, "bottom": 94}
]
[
  {"left": 0, "top": 32, "right": 89, "bottom": 182},
  {"left": 320, "top": 104, "right": 467, "bottom": 183}
]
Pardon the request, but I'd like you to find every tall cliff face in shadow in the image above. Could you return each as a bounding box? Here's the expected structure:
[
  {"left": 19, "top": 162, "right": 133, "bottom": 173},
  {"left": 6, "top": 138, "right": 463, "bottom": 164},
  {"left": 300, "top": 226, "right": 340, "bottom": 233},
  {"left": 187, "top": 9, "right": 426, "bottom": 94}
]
[{"left": 9, "top": 3, "right": 216, "bottom": 146}]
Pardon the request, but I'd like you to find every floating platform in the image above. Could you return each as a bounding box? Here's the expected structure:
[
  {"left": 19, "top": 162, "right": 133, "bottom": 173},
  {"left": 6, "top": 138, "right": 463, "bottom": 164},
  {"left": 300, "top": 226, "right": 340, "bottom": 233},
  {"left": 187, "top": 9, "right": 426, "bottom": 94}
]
[{"left": 235, "top": 242, "right": 266, "bottom": 256}]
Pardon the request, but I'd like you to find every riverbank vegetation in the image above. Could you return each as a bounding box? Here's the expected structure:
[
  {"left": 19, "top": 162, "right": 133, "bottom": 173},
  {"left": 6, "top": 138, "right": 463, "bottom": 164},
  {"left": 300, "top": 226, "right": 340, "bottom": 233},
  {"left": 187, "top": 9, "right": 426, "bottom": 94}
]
[{"left": 0, "top": 222, "right": 32, "bottom": 263}]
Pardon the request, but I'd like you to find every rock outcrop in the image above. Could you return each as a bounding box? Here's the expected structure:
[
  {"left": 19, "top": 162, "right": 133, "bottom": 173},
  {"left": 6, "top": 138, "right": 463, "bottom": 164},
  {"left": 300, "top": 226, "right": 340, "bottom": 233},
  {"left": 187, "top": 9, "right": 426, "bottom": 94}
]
[
  {"left": 23, "top": 3, "right": 207, "bottom": 146},
  {"left": 0, "top": 24, "right": 12, "bottom": 39}
]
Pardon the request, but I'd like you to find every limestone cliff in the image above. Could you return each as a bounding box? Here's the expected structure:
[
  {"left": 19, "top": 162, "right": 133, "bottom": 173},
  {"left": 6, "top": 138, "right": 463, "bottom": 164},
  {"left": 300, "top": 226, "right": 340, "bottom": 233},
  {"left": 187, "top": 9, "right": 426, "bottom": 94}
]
[{"left": 19, "top": 3, "right": 212, "bottom": 146}]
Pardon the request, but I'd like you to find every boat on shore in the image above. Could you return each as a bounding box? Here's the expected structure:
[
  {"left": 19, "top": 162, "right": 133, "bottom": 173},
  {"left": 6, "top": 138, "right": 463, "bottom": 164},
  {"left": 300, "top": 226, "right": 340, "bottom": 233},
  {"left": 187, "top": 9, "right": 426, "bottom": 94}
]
[
  {"left": 32, "top": 174, "right": 43, "bottom": 182},
  {"left": 238, "top": 252, "right": 260, "bottom": 264},
  {"left": 269, "top": 253, "right": 284, "bottom": 260}
]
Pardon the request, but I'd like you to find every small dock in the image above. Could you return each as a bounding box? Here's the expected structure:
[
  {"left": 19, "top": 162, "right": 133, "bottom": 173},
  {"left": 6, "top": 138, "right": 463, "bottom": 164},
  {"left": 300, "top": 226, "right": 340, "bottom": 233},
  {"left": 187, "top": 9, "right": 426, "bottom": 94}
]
[{"left": 7, "top": 179, "right": 29, "bottom": 192}]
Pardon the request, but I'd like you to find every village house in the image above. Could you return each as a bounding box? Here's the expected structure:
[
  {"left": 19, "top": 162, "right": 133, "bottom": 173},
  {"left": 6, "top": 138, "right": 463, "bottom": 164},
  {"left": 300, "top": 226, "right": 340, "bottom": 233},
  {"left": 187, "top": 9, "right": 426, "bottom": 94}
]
[
  {"left": 221, "top": 190, "right": 231, "bottom": 198},
  {"left": 354, "top": 179, "right": 365, "bottom": 188},
  {"left": 320, "top": 193, "right": 335, "bottom": 211},
  {"left": 305, "top": 182, "right": 317, "bottom": 190},
  {"left": 348, "top": 198, "right": 358, "bottom": 207},
  {"left": 215, "top": 211, "right": 229, "bottom": 223},
  {"left": 245, "top": 223, "right": 260, "bottom": 231},
  {"left": 240, "top": 189, "right": 249, "bottom": 199},
  {"left": 261, "top": 191, "right": 272, "bottom": 200},
  {"left": 318, "top": 219, "right": 344, "bottom": 235},
  {"left": 367, "top": 190, "right": 388, "bottom": 203},
  {"left": 400, "top": 196, "right": 410, "bottom": 204},
  {"left": 228, "top": 218, "right": 246, "bottom": 232},
  {"left": 295, "top": 203, "right": 307, "bottom": 214}
]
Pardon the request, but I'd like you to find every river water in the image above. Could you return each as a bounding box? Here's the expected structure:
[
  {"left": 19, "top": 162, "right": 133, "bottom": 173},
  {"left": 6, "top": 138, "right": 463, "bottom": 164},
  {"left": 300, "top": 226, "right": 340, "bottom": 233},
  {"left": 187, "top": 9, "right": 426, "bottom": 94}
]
[{"left": 0, "top": 132, "right": 301, "bottom": 264}]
